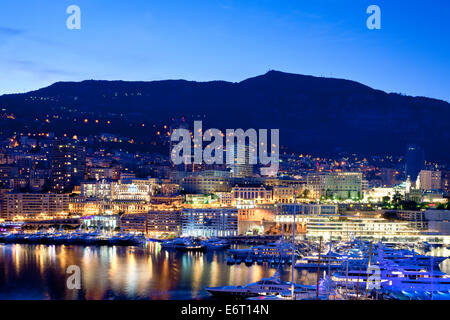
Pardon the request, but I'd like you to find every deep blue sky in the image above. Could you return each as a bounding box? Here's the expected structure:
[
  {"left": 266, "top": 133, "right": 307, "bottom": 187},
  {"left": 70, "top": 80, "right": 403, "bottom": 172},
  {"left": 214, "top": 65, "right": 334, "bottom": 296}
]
[{"left": 0, "top": 0, "right": 449, "bottom": 102}]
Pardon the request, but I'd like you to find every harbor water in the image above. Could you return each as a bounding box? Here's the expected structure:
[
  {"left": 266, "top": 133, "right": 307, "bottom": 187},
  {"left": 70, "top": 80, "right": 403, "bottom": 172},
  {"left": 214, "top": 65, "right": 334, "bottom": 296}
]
[
  {"left": 0, "top": 243, "right": 448, "bottom": 300},
  {"left": 0, "top": 243, "right": 315, "bottom": 300}
]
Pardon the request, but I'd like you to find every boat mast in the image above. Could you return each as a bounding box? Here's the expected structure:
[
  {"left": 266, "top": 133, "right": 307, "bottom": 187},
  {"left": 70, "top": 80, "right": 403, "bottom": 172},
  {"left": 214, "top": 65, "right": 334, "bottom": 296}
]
[
  {"left": 316, "top": 236, "right": 322, "bottom": 300},
  {"left": 364, "top": 241, "right": 373, "bottom": 298},
  {"left": 291, "top": 191, "right": 297, "bottom": 300},
  {"left": 345, "top": 257, "right": 349, "bottom": 299}
]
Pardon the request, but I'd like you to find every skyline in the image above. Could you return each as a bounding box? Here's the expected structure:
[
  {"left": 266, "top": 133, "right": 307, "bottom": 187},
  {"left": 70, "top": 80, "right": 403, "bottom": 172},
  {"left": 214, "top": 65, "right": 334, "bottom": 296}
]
[
  {"left": 1, "top": 0, "right": 450, "bottom": 306},
  {"left": 0, "top": 0, "right": 449, "bottom": 102}
]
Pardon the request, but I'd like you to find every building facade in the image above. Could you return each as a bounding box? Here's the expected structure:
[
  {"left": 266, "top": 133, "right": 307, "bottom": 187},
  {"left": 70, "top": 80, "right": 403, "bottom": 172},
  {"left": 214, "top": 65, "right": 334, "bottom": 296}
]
[
  {"left": 1, "top": 193, "right": 69, "bottom": 220},
  {"left": 181, "top": 208, "right": 238, "bottom": 237},
  {"left": 417, "top": 170, "right": 442, "bottom": 191},
  {"left": 232, "top": 186, "right": 273, "bottom": 207},
  {"left": 51, "top": 142, "right": 86, "bottom": 193},
  {"left": 307, "top": 172, "right": 362, "bottom": 200}
]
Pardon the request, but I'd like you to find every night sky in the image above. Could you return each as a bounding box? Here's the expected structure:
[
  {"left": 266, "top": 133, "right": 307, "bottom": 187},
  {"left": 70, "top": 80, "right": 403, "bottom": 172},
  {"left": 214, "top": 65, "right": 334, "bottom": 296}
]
[{"left": 0, "top": 0, "right": 449, "bottom": 102}]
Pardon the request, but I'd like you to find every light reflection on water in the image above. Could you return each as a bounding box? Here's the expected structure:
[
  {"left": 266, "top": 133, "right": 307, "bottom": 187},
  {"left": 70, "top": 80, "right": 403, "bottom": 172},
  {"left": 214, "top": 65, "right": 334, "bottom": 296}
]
[
  {"left": 0, "top": 243, "right": 299, "bottom": 300},
  {"left": 0, "top": 243, "right": 448, "bottom": 300},
  {"left": 427, "top": 247, "right": 450, "bottom": 274}
]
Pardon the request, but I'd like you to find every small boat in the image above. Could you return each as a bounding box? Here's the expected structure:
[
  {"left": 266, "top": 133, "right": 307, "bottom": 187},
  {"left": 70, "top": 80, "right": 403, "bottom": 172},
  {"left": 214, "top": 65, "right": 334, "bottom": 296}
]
[
  {"left": 245, "top": 257, "right": 254, "bottom": 266},
  {"left": 226, "top": 257, "right": 236, "bottom": 265},
  {"left": 202, "top": 238, "right": 231, "bottom": 250},
  {"left": 161, "top": 237, "right": 206, "bottom": 252},
  {"left": 257, "top": 259, "right": 263, "bottom": 265},
  {"left": 236, "top": 258, "right": 242, "bottom": 264}
]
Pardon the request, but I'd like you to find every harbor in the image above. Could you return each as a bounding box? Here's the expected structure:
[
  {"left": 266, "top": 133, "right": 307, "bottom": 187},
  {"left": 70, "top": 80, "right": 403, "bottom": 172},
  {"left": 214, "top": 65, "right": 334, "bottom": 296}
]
[{"left": 1, "top": 232, "right": 449, "bottom": 300}]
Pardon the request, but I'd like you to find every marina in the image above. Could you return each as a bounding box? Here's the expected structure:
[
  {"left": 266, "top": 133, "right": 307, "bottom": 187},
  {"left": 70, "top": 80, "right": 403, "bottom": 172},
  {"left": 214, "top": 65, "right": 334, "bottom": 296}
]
[{"left": 1, "top": 233, "right": 449, "bottom": 300}]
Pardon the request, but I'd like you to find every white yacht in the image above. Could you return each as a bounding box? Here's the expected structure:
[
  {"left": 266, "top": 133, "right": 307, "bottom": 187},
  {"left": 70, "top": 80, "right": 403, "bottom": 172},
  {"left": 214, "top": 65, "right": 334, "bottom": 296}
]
[
  {"left": 161, "top": 237, "right": 206, "bottom": 251},
  {"left": 228, "top": 241, "right": 295, "bottom": 262},
  {"left": 206, "top": 272, "right": 315, "bottom": 299},
  {"left": 332, "top": 265, "right": 450, "bottom": 292}
]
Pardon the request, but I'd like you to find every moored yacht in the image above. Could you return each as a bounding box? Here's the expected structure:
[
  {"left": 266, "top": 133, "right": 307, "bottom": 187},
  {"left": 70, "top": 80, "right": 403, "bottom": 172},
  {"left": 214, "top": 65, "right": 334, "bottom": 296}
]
[
  {"left": 201, "top": 238, "right": 230, "bottom": 250},
  {"left": 161, "top": 237, "right": 206, "bottom": 251},
  {"left": 206, "top": 272, "right": 313, "bottom": 299},
  {"left": 228, "top": 241, "right": 295, "bottom": 262}
]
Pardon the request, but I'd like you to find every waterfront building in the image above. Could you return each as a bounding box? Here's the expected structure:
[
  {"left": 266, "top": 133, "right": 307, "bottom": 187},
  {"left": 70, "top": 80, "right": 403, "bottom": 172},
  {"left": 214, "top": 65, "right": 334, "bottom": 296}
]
[
  {"left": 181, "top": 208, "right": 238, "bottom": 237},
  {"left": 238, "top": 204, "right": 276, "bottom": 235},
  {"left": 275, "top": 203, "right": 339, "bottom": 233},
  {"left": 119, "top": 209, "right": 182, "bottom": 236},
  {"left": 81, "top": 214, "right": 119, "bottom": 231},
  {"left": 306, "top": 216, "right": 421, "bottom": 241},
  {"left": 1, "top": 193, "right": 69, "bottom": 220},
  {"left": 69, "top": 198, "right": 150, "bottom": 216},
  {"left": 425, "top": 210, "right": 450, "bottom": 235},
  {"left": 392, "top": 210, "right": 428, "bottom": 230},
  {"left": 277, "top": 203, "right": 338, "bottom": 216},
  {"left": 120, "top": 213, "right": 147, "bottom": 234},
  {"left": 147, "top": 209, "right": 182, "bottom": 236}
]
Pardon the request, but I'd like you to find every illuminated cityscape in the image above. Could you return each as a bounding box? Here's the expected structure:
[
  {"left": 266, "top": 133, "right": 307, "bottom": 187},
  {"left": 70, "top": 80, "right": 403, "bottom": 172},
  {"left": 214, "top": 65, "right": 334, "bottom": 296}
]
[{"left": 0, "top": 1, "right": 449, "bottom": 308}]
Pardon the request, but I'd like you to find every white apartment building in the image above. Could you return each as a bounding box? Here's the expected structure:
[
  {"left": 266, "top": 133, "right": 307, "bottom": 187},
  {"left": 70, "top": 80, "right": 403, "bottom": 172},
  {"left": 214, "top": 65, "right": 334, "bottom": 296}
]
[{"left": 181, "top": 208, "right": 238, "bottom": 237}]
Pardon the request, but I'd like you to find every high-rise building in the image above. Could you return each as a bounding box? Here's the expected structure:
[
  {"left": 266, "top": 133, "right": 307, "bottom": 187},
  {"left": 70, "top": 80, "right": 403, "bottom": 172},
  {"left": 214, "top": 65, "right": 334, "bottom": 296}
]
[
  {"left": 405, "top": 144, "right": 424, "bottom": 183},
  {"left": 417, "top": 170, "right": 442, "bottom": 191},
  {"left": 51, "top": 141, "right": 86, "bottom": 193},
  {"left": 229, "top": 143, "right": 254, "bottom": 178}
]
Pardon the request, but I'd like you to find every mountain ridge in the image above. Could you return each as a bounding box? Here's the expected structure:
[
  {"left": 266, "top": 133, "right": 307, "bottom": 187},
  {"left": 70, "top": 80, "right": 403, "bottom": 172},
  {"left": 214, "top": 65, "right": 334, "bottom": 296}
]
[{"left": 0, "top": 70, "right": 449, "bottom": 162}]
